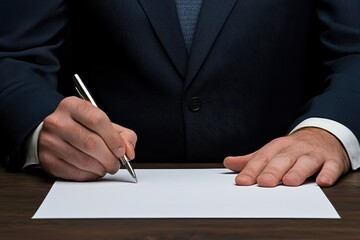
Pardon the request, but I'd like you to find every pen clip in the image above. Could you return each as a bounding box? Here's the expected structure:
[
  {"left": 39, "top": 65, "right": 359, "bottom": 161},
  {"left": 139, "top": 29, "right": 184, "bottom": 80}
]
[
  {"left": 73, "top": 74, "right": 98, "bottom": 107},
  {"left": 74, "top": 85, "right": 86, "bottom": 101}
]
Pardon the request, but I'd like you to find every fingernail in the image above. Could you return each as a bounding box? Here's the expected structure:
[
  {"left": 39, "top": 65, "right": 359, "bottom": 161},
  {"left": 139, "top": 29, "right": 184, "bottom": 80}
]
[
  {"left": 259, "top": 173, "right": 277, "bottom": 185},
  {"left": 236, "top": 175, "right": 255, "bottom": 185},
  {"left": 320, "top": 175, "right": 332, "bottom": 185},
  {"left": 285, "top": 172, "right": 301, "bottom": 184}
]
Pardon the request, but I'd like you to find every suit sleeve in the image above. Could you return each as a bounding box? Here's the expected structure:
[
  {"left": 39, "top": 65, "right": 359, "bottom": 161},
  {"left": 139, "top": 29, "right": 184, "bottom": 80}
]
[
  {"left": 292, "top": 0, "right": 360, "bottom": 142},
  {"left": 0, "top": 0, "right": 67, "bottom": 170}
]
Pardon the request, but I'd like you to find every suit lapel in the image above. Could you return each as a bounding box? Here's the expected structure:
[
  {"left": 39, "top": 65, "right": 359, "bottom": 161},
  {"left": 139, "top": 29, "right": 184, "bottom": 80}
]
[
  {"left": 138, "top": 0, "right": 188, "bottom": 78},
  {"left": 186, "top": 0, "right": 238, "bottom": 87},
  {"left": 138, "top": 0, "right": 238, "bottom": 82}
]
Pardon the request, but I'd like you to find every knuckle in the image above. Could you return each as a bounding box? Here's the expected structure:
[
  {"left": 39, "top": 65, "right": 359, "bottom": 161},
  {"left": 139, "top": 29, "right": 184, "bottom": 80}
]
[
  {"left": 322, "top": 162, "right": 340, "bottom": 178},
  {"left": 290, "top": 164, "right": 308, "bottom": 176},
  {"left": 263, "top": 165, "right": 281, "bottom": 175},
  {"left": 59, "top": 97, "right": 76, "bottom": 110},
  {"left": 253, "top": 152, "right": 270, "bottom": 164},
  {"left": 241, "top": 167, "right": 258, "bottom": 178},
  {"left": 331, "top": 159, "right": 343, "bottom": 172},
  {"left": 276, "top": 152, "right": 293, "bottom": 162},
  {"left": 86, "top": 111, "right": 108, "bottom": 128},
  {"left": 271, "top": 136, "right": 288, "bottom": 146},
  {"left": 38, "top": 137, "right": 59, "bottom": 163},
  {"left": 310, "top": 145, "right": 327, "bottom": 156},
  {"left": 38, "top": 151, "right": 51, "bottom": 165},
  {"left": 128, "top": 130, "right": 138, "bottom": 143},
  {"left": 310, "top": 155, "right": 323, "bottom": 166},
  {"left": 38, "top": 131, "right": 53, "bottom": 148},
  {"left": 83, "top": 135, "right": 100, "bottom": 151},
  {"left": 43, "top": 114, "right": 61, "bottom": 131}
]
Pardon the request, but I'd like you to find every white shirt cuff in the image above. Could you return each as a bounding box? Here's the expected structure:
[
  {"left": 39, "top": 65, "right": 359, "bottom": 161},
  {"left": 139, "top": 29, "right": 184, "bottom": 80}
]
[
  {"left": 23, "top": 122, "right": 43, "bottom": 169},
  {"left": 290, "top": 118, "right": 360, "bottom": 170}
]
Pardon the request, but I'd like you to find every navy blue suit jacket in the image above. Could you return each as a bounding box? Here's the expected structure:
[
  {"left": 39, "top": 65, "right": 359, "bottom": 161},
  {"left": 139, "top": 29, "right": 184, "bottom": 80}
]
[{"left": 1, "top": 0, "right": 360, "bottom": 169}]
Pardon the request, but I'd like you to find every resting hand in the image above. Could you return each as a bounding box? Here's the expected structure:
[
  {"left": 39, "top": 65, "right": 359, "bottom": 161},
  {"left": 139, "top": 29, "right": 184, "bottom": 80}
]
[
  {"left": 224, "top": 127, "right": 350, "bottom": 187},
  {"left": 38, "top": 97, "right": 137, "bottom": 181}
]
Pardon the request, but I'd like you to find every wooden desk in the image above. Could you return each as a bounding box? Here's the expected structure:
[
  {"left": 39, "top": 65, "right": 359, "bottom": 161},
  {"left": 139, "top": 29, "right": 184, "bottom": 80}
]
[{"left": 0, "top": 164, "right": 359, "bottom": 240}]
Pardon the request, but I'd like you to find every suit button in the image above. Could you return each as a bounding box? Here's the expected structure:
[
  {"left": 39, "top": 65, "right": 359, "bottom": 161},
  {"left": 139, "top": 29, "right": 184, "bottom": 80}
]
[{"left": 189, "top": 97, "right": 201, "bottom": 112}]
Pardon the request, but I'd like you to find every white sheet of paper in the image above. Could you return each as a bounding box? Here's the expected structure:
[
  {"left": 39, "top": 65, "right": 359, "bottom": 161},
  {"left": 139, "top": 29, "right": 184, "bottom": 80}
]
[{"left": 33, "top": 169, "right": 340, "bottom": 219}]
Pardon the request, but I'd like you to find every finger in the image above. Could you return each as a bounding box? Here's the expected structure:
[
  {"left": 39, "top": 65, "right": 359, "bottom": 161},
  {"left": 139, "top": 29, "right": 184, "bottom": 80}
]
[
  {"left": 316, "top": 159, "right": 344, "bottom": 187},
  {"left": 256, "top": 152, "right": 297, "bottom": 187},
  {"left": 39, "top": 132, "right": 107, "bottom": 177},
  {"left": 223, "top": 152, "right": 256, "bottom": 172},
  {"left": 234, "top": 138, "right": 292, "bottom": 185},
  {"left": 113, "top": 124, "right": 137, "bottom": 160},
  {"left": 234, "top": 152, "right": 270, "bottom": 186},
  {"left": 59, "top": 119, "right": 121, "bottom": 174},
  {"left": 62, "top": 97, "right": 126, "bottom": 158},
  {"left": 43, "top": 110, "right": 121, "bottom": 174},
  {"left": 39, "top": 152, "right": 100, "bottom": 181},
  {"left": 282, "top": 154, "right": 321, "bottom": 186}
]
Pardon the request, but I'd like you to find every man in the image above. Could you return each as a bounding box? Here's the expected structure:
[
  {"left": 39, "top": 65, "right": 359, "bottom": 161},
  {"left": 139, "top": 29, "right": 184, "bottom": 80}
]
[{"left": 0, "top": 0, "right": 359, "bottom": 187}]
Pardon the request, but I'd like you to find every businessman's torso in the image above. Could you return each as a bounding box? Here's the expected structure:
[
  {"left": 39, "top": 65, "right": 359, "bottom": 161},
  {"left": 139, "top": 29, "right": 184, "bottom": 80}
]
[{"left": 62, "top": 0, "right": 324, "bottom": 162}]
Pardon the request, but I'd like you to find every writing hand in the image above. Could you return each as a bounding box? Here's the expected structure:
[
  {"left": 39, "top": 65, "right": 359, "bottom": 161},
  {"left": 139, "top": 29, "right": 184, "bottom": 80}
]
[
  {"left": 224, "top": 127, "right": 350, "bottom": 187},
  {"left": 38, "top": 97, "right": 137, "bottom": 181}
]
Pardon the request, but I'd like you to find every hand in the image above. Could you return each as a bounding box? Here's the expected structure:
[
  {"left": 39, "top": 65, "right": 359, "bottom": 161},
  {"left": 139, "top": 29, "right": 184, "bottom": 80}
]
[
  {"left": 38, "top": 97, "right": 137, "bottom": 181},
  {"left": 223, "top": 127, "right": 351, "bottom": 187}
]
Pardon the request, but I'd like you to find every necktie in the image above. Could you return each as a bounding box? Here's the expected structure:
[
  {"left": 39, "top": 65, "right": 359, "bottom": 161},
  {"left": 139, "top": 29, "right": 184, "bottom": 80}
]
[{"left": 175, "top": 0, "right": 203, "bottom": 52}]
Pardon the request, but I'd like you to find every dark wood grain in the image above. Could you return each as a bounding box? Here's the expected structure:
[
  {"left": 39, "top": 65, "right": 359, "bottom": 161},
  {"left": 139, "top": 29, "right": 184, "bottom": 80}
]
[{"left": 0, "top": 164, "right": 359, "bottom": 240}]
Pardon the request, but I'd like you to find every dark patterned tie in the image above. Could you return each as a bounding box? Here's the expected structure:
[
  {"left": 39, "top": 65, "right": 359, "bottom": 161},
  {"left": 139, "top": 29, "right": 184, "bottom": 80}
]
[{"left": 175, "top": 0, "right": 203, "bottom": 52}]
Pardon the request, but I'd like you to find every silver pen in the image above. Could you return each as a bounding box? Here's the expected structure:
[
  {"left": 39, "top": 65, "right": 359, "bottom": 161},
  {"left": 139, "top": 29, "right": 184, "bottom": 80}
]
[{"left": 73, "top": 74, "right": 138, "bottom": 183}]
